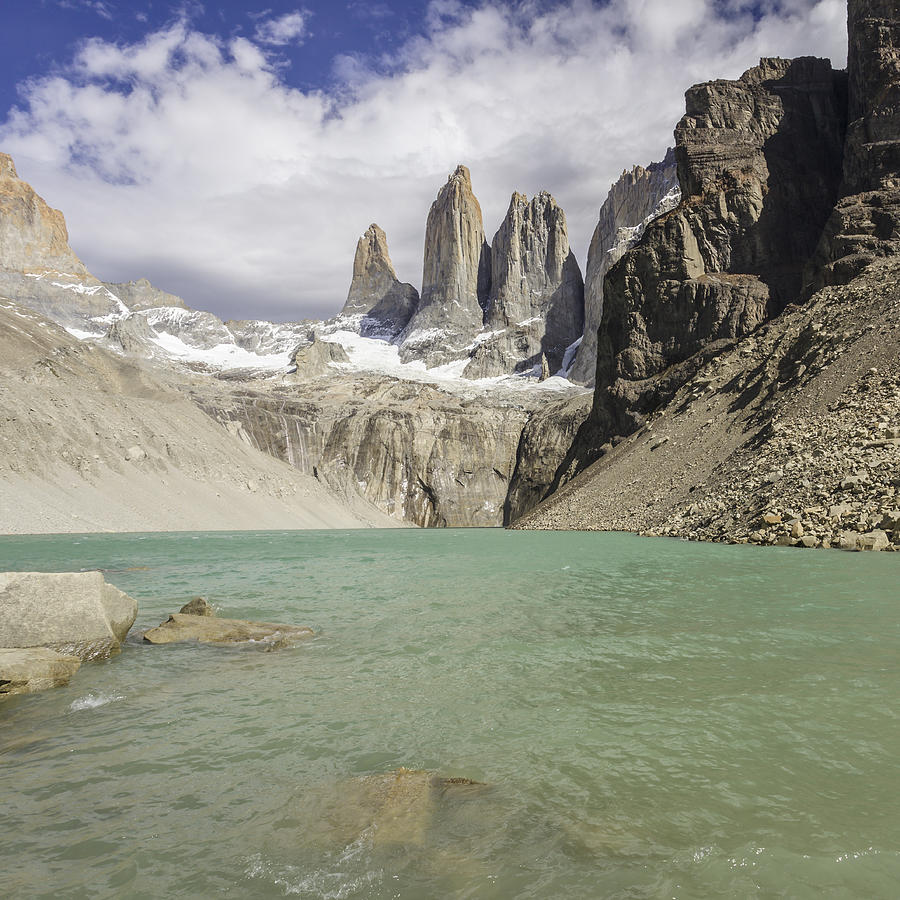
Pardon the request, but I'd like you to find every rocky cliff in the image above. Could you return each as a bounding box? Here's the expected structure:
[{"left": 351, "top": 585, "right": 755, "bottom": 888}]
[
  {"left": 463, "top": 191, "right": 584, "bottom": 379},
  {"left": 518, "top": 0, "right": 900, "bottom": 551},
  {"left": 549, "top": 54, "right": 849, "bottom": 489},
  {"left": 569, "top": 150, "right": 680, "bottom": 385},
  {"left": 340, "top": 224, "right": 419, "bottom": 338},
  {"left": 0, "top": 153, "right": 127, "bottom": 327},
  {"left": 202, "top": 375, "right": 551, "bottom": 527},
  {"left": 399, "top": 165, "right": 491, "bottom": 366},
  {"left": 102, "top": 277, "right": 188, "bottom": 312}
]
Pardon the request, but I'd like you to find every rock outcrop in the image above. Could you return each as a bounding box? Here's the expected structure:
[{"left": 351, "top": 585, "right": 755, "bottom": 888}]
[
  {"left": 102, "top": 277, "right": 187, "bottom": 312},
  {"left": 143, "top": 613, "right": 314, "bottom": 648},
  {"left": 463, "top": 191, "right": 584, "bottom": 379},
  {"left": 0, "top": 153, "right": 127, "bottom": 327},
  {"left": 340, "top": 224, "right": 419, "bottom": 338},
  {"left": 0, "top": 647, "right": 82, "bottom": 697},
  {"left": 400, "top": 165, "right": 491, "bottom": 366},
  {"left": 569, "top": 150, "right": 680, "bottom": 385},
  {"left": 518, "top": 0, "right": 900, "bottom": 550},
  {"left": 552, "top": 55, "right": 849, "bottom": 487},
  {"left": 0, "top": 571, "right": 138, "bottom": 660},
  {"left": 287, "top": 335, "right": 349, "bottom": 379},
  {"left": 204, "top": 375, "right": 539, "bottom": 527},
  {"left": 843, "top": 0, "right": 900, "bottom": 194},
  {"left": 810, "top": 0, "right": 900, "bottom": 289}
]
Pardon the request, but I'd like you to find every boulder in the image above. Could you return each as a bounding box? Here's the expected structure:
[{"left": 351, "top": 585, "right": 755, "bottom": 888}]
[
  {"left": 0, "top": 571, "right": 138, "bottom": 660},
  {"left": 179, "top": 596, "right": 214, "bottom": 616},
  {"left": 0, "top": 647, "right": 82, "bottom": 698},
  {"left": 142, "top": 613, "right": 314, "bottom": 648}
]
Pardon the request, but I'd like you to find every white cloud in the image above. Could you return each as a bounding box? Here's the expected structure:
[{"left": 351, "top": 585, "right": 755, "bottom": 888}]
[
  {"left": 254, "top": 10, "right": 309, "bottom": 46},
  {"left": 0, "top": 0, "right": 848, "bottom": 321}
]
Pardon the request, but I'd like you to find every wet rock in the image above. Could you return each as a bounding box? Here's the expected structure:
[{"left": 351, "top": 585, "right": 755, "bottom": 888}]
[
  {"left": 0, "top": 571, "right": 138, "bottom": 660},
  {"left": 0, "top": 647, "right": 82, "bottom": 698},
  {"left": 142, "top": 613, "right": 314, "bottom": 648},
  {"left": 178, "top": 596, "right": 214, "bottom": 616}
]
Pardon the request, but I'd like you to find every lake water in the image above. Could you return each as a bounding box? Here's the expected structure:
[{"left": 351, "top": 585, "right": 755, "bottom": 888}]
[{"left": 1, "top": 529, "right": 898, "bottom": 899}]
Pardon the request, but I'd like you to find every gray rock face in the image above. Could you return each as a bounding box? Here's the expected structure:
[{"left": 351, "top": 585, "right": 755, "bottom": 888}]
[
  {"left": 0, "top": 647, "right": 82, "bottom": 697},
  {"left": 204, "top": 377, "right": 533, "bottom": 527},
  {"left": 810, "top": 0, "right": 900, "bottom": 289},
  {"left": 463, "top": 191, "right": 583, "bottom": 379},
  {"left": 569, "top": 150, "right": 680, "bottom": 385},
  {"left": 400, "top": 165, "right": 491, "bottom": 366},
  {"left": 341, "top": 224, "right": 419, "bottom": 338},
  {"left": 844, "top": 0, "right": 900, "bottom": 194},
  {"left": 102, "top": 277, "right": 187, "bottom": 312},
  {"left": 0, "top": 571, "right": 138, "bottom": 660},
  {"left": 504, "top": 392, "right": 593, "bottom": 524},
  {"left": 562, "top": 56, "right": 848, "bottom": 478},
  {"left": 287, "top": 335, "right": 350, "bottom": 379}
]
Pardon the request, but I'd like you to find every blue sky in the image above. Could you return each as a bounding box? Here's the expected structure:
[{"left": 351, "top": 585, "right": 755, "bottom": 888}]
[{"left": 0, "top": 1, "right": 848, "bottom": 320}]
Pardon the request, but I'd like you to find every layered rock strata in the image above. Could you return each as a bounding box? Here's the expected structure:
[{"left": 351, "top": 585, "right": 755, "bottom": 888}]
[
  {"left": 400, "top": 165, "right": 491, "bottom": 366},
  {"left": 203, "top": 376, "right": 538, "bottom": 527},
  {"left": 340, "top": 224, "right": 419, "bottom": 338},
  {"left": 549, "top": 55, "right": 849, "bottom": 490},
  {"left": 569, "top": 150, "right": 680, "bottom": 385},
  {"left": 463, "top": 191, "right": 584, "bottom": 379}
]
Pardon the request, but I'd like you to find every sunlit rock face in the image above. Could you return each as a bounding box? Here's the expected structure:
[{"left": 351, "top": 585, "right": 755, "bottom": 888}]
[
  {"left": 463, "top": 190, "right": 584, "bottom": 380},
  {"left": 340, "top": 223, "right": 419, "bottom": 339},
  {"left": 569, "top": 149, "right": 680, "bottom": 386},
  {"left": 399, "top": 165, "right": 491, "bottom": 367},
  {"left": 0, "top": 152, "right": 125, "bottom": 327}
]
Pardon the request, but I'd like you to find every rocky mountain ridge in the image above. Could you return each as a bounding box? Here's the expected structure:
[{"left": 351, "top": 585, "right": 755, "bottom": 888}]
[{"left": 518, "top": 0, "right": 900, "bottom": 551}]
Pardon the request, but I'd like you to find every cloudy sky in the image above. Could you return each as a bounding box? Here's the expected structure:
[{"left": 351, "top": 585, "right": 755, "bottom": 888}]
[{"left": 1, "top": 1, "right": 847, "bottom": 321}]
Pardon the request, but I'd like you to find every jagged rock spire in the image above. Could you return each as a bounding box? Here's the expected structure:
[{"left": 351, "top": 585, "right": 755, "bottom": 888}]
[
  {"left": 400, "top": 164, "right": 490, "bottom": 366},
  {"left": 463, "top": 189, "right": 583, "bottom": 378},
  {"left": 341, "top": 223, "right": 419, "bottom": 338}
]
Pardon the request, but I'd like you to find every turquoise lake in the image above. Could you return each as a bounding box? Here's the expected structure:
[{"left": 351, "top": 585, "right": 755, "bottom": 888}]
[{"left": 0, "top": 529, "right": 898, "bottom": 898}]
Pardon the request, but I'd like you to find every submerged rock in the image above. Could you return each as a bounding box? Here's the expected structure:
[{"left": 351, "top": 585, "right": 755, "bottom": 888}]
[
  {"left": 0, "top": 571, "right": 138, "bottom": 660},
  {"left": 0, "top": 647, "right": 82, "bottom": 698},
  {"left": 142, "top": 613, "right": 314, "bottom": 648}
]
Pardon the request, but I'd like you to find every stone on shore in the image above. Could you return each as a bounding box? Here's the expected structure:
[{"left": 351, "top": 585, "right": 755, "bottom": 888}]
[
  {"left": 143, "top": 613, "right": 314, "bottom": 648},
  {"left": 0, "top": 571, "right": 138, "bottom": 660},
  {"left": 0, "top": 647, "right": 82, "bottom": 698}
]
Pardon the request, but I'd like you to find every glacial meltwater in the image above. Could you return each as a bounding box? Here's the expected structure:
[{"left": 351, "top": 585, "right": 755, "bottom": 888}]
[{"left": 1, "top": 529, "right": 898, "bottom": 899}]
